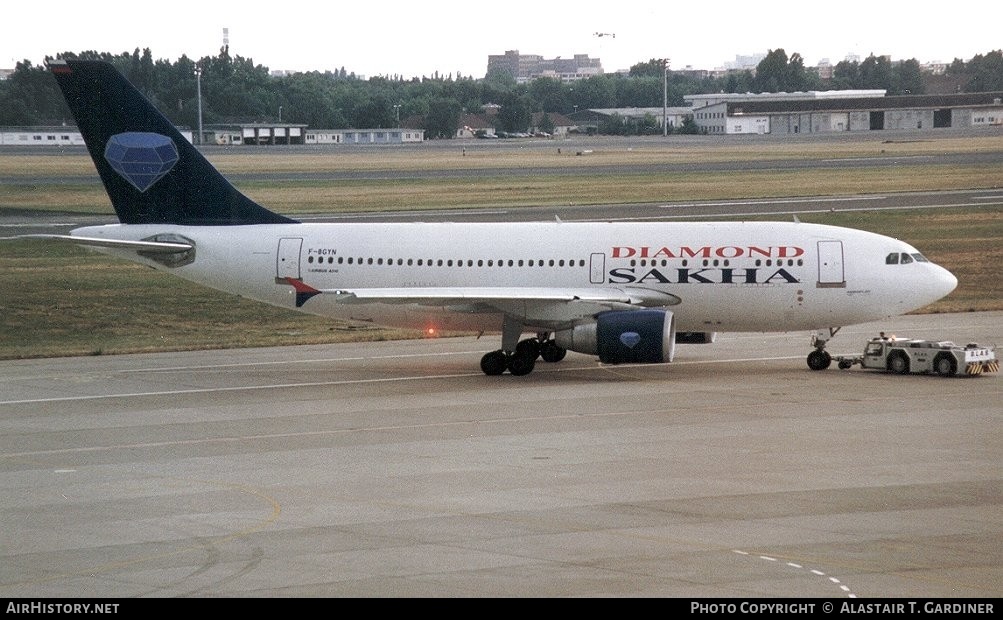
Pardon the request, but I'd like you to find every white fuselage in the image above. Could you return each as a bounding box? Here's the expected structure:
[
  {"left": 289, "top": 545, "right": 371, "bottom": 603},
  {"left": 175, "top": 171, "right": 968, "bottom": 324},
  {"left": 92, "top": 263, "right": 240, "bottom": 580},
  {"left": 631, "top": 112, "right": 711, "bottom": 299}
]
[{"left": 71, "top": 220, "right": 958, "bottom": 335}]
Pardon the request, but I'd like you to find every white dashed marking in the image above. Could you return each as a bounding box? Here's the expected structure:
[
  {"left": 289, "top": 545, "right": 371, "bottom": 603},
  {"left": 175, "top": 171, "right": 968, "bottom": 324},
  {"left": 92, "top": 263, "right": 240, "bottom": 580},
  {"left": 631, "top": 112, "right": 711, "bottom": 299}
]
[{"left": 734, "top": 549, "right": 857, "bottom": 598}]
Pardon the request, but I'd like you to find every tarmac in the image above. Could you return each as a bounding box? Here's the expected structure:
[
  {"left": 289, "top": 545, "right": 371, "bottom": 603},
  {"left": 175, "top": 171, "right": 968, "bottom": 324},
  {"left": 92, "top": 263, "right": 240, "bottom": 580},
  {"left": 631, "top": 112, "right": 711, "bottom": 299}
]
[{"left": 0, "top": 311, "right": 1000, "bottom": 597}]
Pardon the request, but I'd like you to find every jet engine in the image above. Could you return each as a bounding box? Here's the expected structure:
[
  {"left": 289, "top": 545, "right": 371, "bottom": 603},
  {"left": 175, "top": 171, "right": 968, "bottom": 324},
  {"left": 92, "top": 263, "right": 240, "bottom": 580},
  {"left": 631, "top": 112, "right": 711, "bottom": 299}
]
[{"left": 555, "top": 309, "right": 676, "bottom": 364}]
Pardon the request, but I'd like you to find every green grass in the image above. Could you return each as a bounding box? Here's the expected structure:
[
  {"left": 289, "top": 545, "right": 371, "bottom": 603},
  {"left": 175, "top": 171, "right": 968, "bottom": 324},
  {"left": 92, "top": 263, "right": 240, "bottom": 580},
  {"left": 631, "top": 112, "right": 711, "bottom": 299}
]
[{"left": 0, "top": 240, "right": 422, "bottom": 358}]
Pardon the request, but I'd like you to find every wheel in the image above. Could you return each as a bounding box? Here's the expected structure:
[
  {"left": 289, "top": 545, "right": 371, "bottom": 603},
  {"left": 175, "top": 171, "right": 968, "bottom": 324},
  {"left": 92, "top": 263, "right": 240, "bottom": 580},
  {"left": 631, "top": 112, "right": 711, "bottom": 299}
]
[
  {"left": 933, "top": 353, "right": 957, "bottom": 377},
  {"left": 807, "top": 350, "right": 832, "bottom": 371},
  {"left": 507, "top": 351, "right": 537, "bottom": 376},
  {"left": 887, "top": 352, "right": 910, "bottom": 374},
  {"left": 480, "top": 350, "right": 508, "bottom": 376},
  {"left": 838, "top": 359, "right": 853, "bottom": 370},
  {"left": 540, "top": 340, "right": 567, "bottom": 363},
  {"left": 516, "top": 338, "right": 541, "bottom": 359}
]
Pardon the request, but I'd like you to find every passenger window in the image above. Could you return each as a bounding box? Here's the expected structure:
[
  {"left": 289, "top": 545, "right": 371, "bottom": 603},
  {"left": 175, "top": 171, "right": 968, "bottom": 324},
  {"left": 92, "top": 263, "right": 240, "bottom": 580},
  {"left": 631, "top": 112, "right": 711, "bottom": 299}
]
[{"left": 886, "top": 253, "right": 899, "bottom": 265}]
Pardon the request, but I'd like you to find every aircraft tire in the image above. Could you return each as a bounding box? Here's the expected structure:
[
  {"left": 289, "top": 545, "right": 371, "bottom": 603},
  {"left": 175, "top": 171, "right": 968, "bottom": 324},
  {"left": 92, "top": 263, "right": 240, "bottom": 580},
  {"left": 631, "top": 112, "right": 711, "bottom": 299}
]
[
  {"left": 507, "top": 351, "right": 537, "bottom": 376},
  {"left": 516, "top": 338, "right": 542, "bottom": 359},
  {"left": 540, "top": 341, "right": 567, "bottom": 363},
  {"left": 807, "top": 350, "right": 832, "bottom": 371},
  {"left": 481, "top": 351, "right": 508, "bottom": 376}
]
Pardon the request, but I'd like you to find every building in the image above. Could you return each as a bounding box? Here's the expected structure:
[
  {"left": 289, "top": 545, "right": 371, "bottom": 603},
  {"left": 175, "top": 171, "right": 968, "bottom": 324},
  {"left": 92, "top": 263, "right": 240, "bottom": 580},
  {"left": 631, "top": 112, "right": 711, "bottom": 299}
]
[
  {"left": 207, "top": 123, "right": 307, "bottom": 145},
  {"left": 689, "top": 91, "right": 1003, "bottom": 135},
  {"left": 304, "top": 128, "right": 424, "bottom": 145},
  {"left": 0, "top": 126, "right": 192, "bottom": 145},
  {"left": 530, "top": 112, "right": 576, "bottom": 137},
  {"left": 0, "top": 126, "right": 85, "bottom": 146},
  {"left": 201, "top": 123, "right": 424, "bottom": 145},
  {"left": 455, "top": 113, "right": 496, "bottom": 139},
  {"left": 569, "top": 107, "right": 693, "bottom": 133},
  {"left": 487, "top": 50, "right": 602, "bottom": 83}
]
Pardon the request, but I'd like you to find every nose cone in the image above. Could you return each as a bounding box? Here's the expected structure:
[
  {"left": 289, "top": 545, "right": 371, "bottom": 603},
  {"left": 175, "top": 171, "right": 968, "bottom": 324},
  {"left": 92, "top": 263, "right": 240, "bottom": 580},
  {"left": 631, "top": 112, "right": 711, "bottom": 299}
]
[
  {"left": 937, "top": 265, "right": 959, "bottom": 299},
  {"left": 901, "top": 261, "right": 958, "bottom": 312}
]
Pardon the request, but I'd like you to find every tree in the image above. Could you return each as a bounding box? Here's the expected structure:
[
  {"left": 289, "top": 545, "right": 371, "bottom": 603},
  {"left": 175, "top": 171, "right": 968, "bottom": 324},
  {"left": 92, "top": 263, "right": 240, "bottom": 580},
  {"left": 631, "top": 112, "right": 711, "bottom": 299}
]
[
  {"left": 967, "top": 50, "right": 1003, "bottom": 92},
  {"left": 6, "top": 44, "right": 1003, "bottom": 133},
  {"left": 571, "top": 74, "right": 616, "bottom": 109},
  {"left": 754, "top": 49, "right": 790, "bottom": 92},
  {"left": 724, "top": 70, "right": 755, "bottom": 94},
  {"left": 616, "top": 76, "right": 662, "bottom": 107},
  {"left": 497, "top": 92, "right": 532, "bottom": 133},
  {"left": 629, "top": 58, "right": 667, "bottom": 78},
  {"left": 528, "top": 78, "right": 568, "bottom": 113},
  {"left": 893, "top": 59, "right": 924, "bottom": 95},
  {"left": 599, "top": 112, "right": 626, "bottom": 135},
  {"left": 423, "top": 97, "right": 461, "bottom": 139},
  {"left": 484, "top": 66, "right": 516, "bottom": 91},
  {"left": 859, "top": 54, "right": 893, "bottom": 90},
  {"left": 537, "top": 112, "right": 555, "bottom": 134},
  {"left": 678, "top": 117, "right": 701, "bottom": 134},
  {"left": 753, "top": 49, "right": 819, "bottom": 92}
]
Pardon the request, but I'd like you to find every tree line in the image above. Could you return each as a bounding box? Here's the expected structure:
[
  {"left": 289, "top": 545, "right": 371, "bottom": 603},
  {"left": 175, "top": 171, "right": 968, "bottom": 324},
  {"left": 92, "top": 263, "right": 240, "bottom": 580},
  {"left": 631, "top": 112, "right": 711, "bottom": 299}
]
[{"left": 2, "top": 47, "right": 1001, "bottom": 137}]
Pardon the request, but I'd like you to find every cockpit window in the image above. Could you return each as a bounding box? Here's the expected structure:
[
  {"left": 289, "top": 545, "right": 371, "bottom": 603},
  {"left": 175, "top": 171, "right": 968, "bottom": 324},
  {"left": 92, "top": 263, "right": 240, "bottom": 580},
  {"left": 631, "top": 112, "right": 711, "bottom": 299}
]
[{"left": 887, "top": 252, "right": 930, "bottom": 265}]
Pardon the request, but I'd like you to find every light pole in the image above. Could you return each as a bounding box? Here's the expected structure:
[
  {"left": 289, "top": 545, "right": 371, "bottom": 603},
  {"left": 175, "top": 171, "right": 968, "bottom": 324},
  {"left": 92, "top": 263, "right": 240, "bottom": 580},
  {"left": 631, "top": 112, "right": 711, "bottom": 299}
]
[
  {"left": 662, "top": 58, "right": 670, "bottom": 137},
  {"left": 393, "top": 103, "right": 401, "bottom": 128},
  {"left": 278, "top": 106, "right": 283, "bottom": 122},
  {"left": 194, "top": 64, "right": 203, "bottom": 145}
]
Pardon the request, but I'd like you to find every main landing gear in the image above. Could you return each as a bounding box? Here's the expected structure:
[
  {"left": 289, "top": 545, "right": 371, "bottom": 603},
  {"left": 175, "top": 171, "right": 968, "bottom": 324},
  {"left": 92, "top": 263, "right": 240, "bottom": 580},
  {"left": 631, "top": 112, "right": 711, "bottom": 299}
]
[
  {"left": 807, "top": 327, "right": 840, "bottom": 371},
  {"left": 480, "top": 336, "right": 568, "bottom": 376},
  {"left": 480, "top": 317, "right": 567, "bottom": 376}
]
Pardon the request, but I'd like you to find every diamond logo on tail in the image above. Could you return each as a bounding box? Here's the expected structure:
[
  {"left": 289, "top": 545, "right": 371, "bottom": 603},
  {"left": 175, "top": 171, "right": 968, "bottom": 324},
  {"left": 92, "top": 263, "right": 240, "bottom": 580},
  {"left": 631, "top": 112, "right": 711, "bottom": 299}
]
[{"left": 104, "top": 132, "right": 179, "bottom": 192}]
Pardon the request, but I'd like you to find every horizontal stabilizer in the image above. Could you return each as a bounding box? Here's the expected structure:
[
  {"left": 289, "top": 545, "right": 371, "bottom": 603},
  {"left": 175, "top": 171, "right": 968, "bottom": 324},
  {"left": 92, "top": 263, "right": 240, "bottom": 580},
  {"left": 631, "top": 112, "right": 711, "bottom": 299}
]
[{"left": 5, "top": 234, "right": 193, "bottom": 253}]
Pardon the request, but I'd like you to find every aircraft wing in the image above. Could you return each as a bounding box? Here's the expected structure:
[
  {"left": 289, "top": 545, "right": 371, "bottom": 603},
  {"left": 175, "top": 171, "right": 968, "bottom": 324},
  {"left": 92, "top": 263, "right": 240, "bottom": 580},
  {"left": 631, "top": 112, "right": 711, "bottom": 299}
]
[
  {"left": 286, "top": 278, "right": 680, "bottom": 315},
  {"left": 325, "top": 286, "right": 680, "bottom": 306},
  {"left": 7, "top": 234, "right": 193, "bottom": 254}
]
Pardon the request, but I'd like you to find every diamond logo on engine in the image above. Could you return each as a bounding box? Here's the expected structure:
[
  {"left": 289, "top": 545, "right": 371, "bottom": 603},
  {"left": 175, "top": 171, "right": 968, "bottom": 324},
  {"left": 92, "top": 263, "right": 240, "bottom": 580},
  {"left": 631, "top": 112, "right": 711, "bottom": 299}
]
[{"left": 620, "top": 332, "right": 642, "bottom": 349}]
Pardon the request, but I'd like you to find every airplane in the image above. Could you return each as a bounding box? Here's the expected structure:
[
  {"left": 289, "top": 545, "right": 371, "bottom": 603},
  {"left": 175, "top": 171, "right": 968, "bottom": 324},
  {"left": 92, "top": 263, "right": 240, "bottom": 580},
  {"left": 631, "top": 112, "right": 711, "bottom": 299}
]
[{"left": 10, "top": 59, "right": 958, "bottom": 376}]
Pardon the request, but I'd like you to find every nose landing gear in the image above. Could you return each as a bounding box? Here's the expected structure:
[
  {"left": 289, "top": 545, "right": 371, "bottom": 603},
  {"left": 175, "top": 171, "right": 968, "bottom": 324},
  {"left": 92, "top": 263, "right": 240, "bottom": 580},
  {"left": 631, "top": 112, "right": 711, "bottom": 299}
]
[{"left": 807, "top": 327, "right": 840, "bottom": 371}]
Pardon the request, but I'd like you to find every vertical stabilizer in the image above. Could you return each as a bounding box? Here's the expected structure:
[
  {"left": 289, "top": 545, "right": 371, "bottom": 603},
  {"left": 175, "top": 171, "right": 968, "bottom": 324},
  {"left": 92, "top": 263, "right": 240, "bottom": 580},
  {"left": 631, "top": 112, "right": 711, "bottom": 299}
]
[{"left": 48, "top": 59, "right": 296, "bottom": 226}]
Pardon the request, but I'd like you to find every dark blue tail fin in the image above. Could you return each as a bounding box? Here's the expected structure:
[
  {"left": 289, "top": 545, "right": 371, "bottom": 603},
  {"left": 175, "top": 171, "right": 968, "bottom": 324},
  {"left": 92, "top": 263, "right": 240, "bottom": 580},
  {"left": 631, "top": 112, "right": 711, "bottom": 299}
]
[{"left": 49, "top": 59, "right": 296, "bottom": 226}]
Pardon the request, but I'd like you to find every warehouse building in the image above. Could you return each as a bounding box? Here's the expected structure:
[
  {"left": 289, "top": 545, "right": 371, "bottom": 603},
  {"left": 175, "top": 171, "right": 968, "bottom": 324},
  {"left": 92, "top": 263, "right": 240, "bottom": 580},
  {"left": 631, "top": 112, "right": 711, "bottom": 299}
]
[{"left": 686, "top": 91, "right": 1003, "bottom": 135}]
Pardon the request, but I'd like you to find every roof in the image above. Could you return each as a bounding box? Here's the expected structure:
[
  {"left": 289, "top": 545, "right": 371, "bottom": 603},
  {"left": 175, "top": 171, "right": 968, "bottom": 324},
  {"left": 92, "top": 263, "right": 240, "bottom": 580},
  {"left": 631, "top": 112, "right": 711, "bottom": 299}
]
[
  {"left": 726, "top": 91, "right": 1003, "bottom": 114},
  {"left": 591, "top": 107, "right": 692, "bottom": 117},
  {"left": 532, "top": 111, "right": 575, "bottom": 127}
]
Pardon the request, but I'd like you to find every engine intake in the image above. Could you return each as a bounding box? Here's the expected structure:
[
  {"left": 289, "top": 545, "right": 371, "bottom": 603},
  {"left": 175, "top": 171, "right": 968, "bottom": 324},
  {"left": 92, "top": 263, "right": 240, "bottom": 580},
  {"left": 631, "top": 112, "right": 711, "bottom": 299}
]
[{"left": 555, "top": 309, "right": 676, "bottom": 364}]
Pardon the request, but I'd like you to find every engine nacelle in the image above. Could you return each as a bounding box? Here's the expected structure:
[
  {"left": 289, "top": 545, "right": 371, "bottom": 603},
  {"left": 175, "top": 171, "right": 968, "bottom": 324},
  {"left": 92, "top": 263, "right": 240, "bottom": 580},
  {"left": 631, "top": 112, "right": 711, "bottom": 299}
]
[
  {"left": 555, "top": 309, "right": 676, "bottom": 364},
  {"left": 676, "top": 331, "right": 717, "bottom": 344}
]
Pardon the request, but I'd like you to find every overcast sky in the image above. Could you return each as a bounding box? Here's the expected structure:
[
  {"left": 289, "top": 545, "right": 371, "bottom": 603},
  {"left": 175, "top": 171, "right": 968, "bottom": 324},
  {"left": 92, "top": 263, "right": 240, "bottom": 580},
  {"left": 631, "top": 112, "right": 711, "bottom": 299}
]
[{"left": 4, "top": 1, "right": 999, "bottom": 77}]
